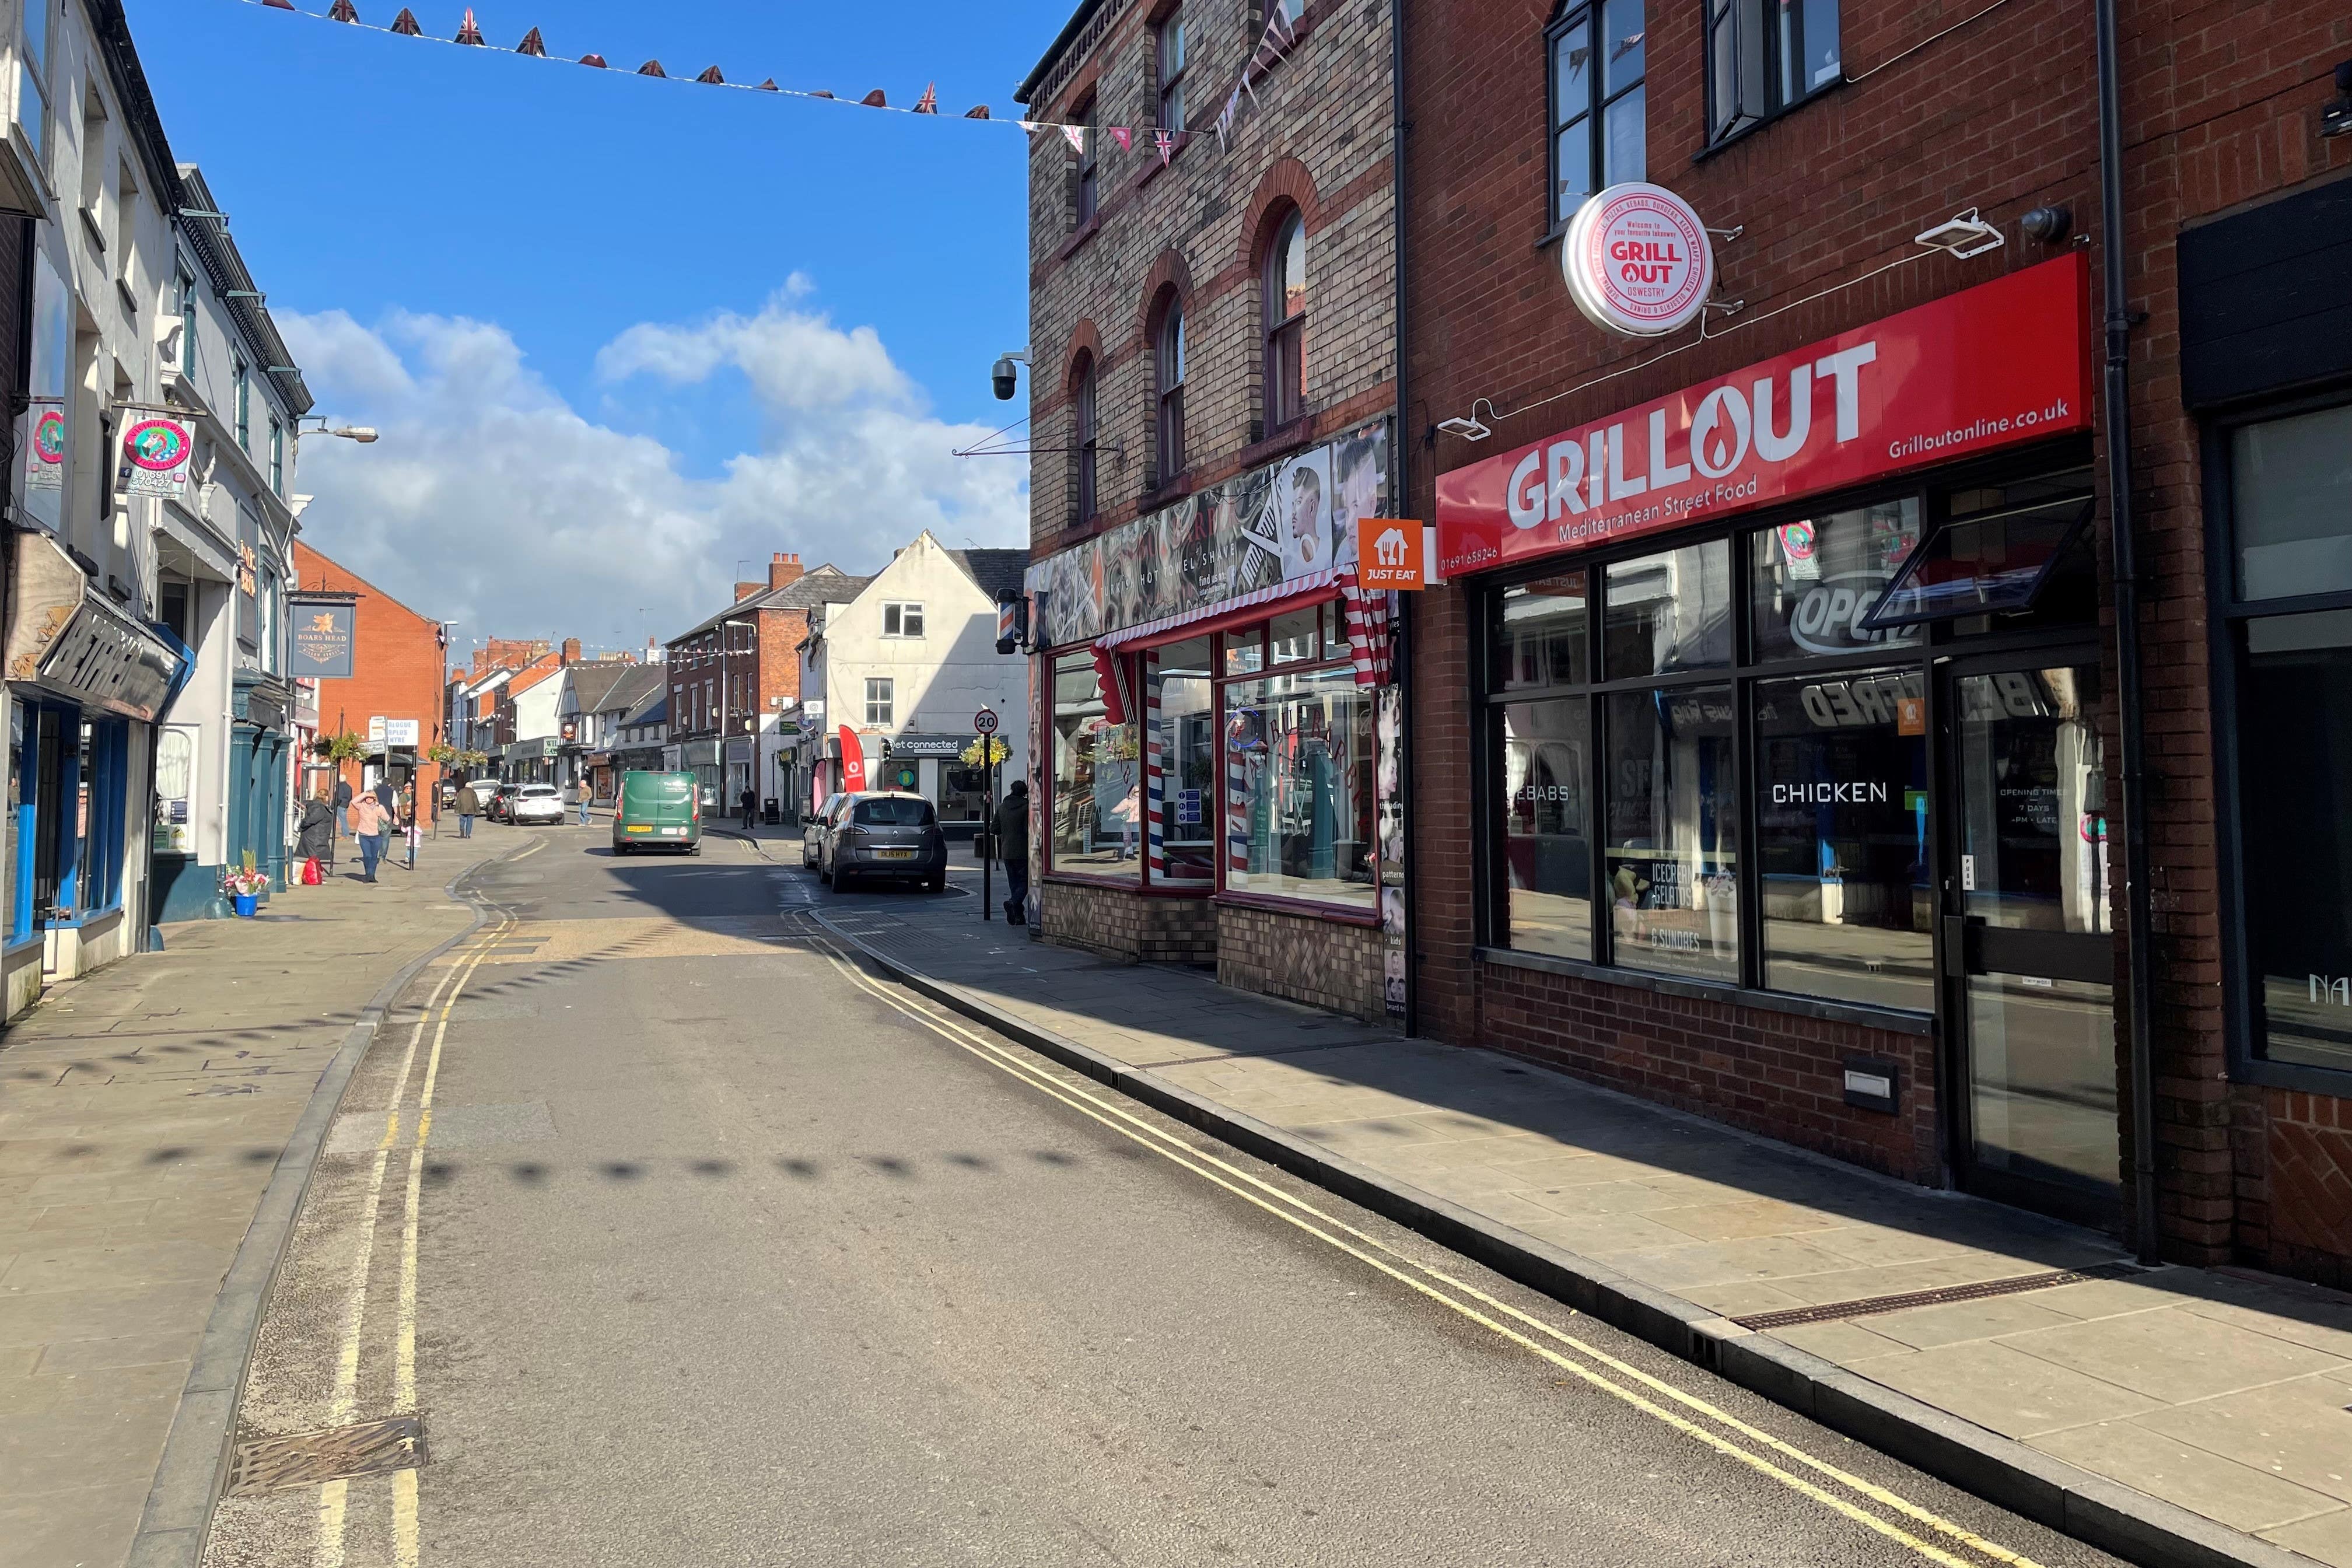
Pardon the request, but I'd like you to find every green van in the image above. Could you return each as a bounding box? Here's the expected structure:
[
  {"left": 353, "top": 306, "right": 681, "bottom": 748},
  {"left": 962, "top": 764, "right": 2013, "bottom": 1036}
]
[{"left": 612, "top": 769, "right": 701, "bottom": 855}]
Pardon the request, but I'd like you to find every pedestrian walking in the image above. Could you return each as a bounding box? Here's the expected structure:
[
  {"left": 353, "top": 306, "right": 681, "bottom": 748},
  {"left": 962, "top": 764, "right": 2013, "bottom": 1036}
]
[
  {"left": 992, "top": 779, "right": 1030, "bottom": 926},
  {"left": 740, "top": 786, "right": 757, "bottom": 832},
  {"left": 454, "top": 779, "right": 481, "bottom": 838},
  {"left": 296, "top": 785, "right": 335, "bottom": 883},
  {"left": 575, "top": 779, "right": 592, "bottom": 827},
  {"left": 331, "top": 774, "right": 354, "bottom": 872},
  {"left": 349, "top": 789, "right": 391, "bottom": 883}
]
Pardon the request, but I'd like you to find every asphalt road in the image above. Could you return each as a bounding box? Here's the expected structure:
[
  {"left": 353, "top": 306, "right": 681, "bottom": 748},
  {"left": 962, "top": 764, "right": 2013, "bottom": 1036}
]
[{"left": 208, "top": 822, "right": 2127, "bottom": 1568}]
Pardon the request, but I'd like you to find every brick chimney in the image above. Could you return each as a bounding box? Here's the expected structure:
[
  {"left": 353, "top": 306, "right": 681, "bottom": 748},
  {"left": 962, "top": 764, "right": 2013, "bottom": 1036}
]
[
  {"left": 561, "top": 637, "right": 582, "bottom": 664},
  {"left": 734, "top": 580, "right": 764, "bottom": 602},
  {"left": 769, "top": 551, "right": 804, "bottom": 591}
]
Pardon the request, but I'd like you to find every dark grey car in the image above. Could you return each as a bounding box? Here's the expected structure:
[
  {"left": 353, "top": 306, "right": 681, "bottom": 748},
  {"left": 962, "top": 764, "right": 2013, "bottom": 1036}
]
[{"left": 821, "top": 792, "right": 947, "bottom": 893}]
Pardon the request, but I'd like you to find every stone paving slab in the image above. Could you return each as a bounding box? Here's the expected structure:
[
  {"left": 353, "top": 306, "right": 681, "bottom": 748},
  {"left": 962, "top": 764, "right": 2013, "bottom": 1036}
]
[
  {"left": 832, "top": 890, "right": 2352, "bottom": 1567},
  {"left": 0, "top": 834, "right": 502, "bottom": 1568}
]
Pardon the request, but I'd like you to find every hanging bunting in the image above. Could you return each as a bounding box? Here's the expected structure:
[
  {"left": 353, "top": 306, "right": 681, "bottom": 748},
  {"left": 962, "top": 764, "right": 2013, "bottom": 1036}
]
[
  {"left": 695, "top": 65, "right": 724, "bottom": 84},
  {"left": 1153, "top": 128, "right": 1182, "bottom": 165},
  {"left": 388, "top": 6, "right": 419, "bottom": 36},
  {"left": 327, "top": 0, "right": 356, "bottom": 18},
  {"left": 261, "top": 0, "right": 295, "bottom": 9},
  {"left": 860, "top": 88, "right": 887, "bottom": 107},
  {"left": 578, "top": 52, "right": 606, "bottom": 68},
  {"left": 757, "top": 78, "right": 780, "bottom": 92},
  {"left": 964, "top": 105, "right": 991, "bottom": 119},
  {"left": 515, "top": 25, "right": 545, "bottom": 56},
  {"left": 1108, "top": 126, "right": 1132, "bottom": 152},
  {"left": 1214, "top": 88, "right": 1240, "bottom": 149},
  {"left": 454, "top": 6, "right": 482, "bottom": 45},
  {"left": 1060, "top": 124, "right": 1087, "bottom": 155},
  {"left": 1019, "top": 120, "right": 1042, "bottom": 135},
  {"left": 638, "top": 60, "right": 666, "bottom": 77},
  {"left": 912, "top": 82, "right": 938, "bottom": 114}
]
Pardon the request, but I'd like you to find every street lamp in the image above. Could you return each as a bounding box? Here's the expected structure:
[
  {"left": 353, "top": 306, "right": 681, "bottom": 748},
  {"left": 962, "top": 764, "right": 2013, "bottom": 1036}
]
[{"left": 299, "top": 416, "right": 380, "bottom": 443}]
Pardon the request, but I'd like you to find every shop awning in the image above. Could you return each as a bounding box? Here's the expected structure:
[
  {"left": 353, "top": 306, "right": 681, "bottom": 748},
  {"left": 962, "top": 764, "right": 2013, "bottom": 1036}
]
[
  {"left": 1088, "top": 566, "right": 1392, "bottom": 724},
  {"left": 5, "top": 531, "right": 186, "bottom": 721}
]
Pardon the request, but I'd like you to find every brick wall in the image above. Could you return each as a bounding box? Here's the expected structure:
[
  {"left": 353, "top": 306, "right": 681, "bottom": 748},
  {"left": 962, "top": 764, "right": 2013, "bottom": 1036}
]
[
  {"left": 1023, "top": 0, "right": 1396, "bottom": 551},
  {"left": 293, "top": 542, "right": 449, "bottom": 811},
  {"left": 1217, "top": 901, "right": 1387, "bottom": 1023},
  {"left": 1042, "top": 882, "right": 1217, "bottom": 964},
  {"left": 755, "top": 606, "right": 811, "bottom": 713}
]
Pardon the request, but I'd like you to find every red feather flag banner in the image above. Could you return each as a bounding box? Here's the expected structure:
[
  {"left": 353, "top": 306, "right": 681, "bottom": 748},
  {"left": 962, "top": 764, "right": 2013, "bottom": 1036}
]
[{"left": 220, "top": 0, "right": 1258, "bottom": 141}]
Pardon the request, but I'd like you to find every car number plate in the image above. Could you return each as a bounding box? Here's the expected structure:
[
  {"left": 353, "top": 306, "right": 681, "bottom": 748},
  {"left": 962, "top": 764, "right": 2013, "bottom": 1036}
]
[
  {"left": 877, "top": 849, "right": 914, "bottom": 859},
  {"left": 626, "top": 825, "right": 652, "bottom": 833}
]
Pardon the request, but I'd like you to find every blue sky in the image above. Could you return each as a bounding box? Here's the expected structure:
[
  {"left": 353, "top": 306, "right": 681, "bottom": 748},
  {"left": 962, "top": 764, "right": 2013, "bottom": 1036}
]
[{"left": 124, "top": 0, "right": 1069, "bottom": 651}]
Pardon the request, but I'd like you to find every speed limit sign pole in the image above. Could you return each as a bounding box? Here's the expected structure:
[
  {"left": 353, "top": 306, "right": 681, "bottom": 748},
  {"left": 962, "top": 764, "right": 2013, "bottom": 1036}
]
[{"left": 975, "top": 708, "right": 1000, "bottom": 922}]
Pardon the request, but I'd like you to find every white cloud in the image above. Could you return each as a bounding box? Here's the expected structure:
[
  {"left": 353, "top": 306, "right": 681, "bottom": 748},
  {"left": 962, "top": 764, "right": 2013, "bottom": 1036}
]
[{"left": 278, "top": 289, "right": 1025, "bottom": 657}]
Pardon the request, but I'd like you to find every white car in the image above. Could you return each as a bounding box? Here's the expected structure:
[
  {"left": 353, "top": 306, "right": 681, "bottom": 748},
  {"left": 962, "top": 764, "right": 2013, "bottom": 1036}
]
[{"left": 508, "top": 784, "right": 566, "bottom": 825}]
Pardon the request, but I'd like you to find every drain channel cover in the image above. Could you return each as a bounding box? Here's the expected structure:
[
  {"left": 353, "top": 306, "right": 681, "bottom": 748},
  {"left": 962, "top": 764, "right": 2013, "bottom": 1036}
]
[{"left": 225, "top": 1416, "right": 426, "bottom": 1496}]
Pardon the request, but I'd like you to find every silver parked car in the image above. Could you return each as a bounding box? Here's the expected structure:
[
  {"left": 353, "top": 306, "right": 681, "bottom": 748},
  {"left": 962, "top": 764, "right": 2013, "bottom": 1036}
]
[
  {"left": 820, "top": 792, "right": 947, "bottom": 893},
  {"left": 507, "top": 783, "right": 566, "bottom": 825},
  {"left": 802, "top": 793, "right": 846, "bottom": 869}
]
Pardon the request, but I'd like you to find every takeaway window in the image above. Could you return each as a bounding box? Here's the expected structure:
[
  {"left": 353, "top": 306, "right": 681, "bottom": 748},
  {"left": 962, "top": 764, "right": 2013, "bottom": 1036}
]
[
  {"left": 1603, "top": 540, "right": 1732, "bottom": 677},
  {"left": 1605, "top": 686, "right": 1739, "bottom": 982},
  {"left": 2221, "top": 401, "right": 2352, "bottom": 1076},
  {"left": 1751, "top": 501, "right": 1921, "bottom": 660}
]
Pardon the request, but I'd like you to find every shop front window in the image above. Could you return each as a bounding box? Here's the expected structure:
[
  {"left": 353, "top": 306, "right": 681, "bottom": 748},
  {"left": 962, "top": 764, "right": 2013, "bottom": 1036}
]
[
  {"left": 1750, "top": 502, "right": 1922, "bottom": 662},
  {"left": 940, "top": 763, "right": 989, "bottom": 823},
  {"left": 1754, "top": 668, "right": 1931, "bottom": 1010},
  {"left": 1502, "top": 696, "right": 1592, "bottom": 958},
  {"left": 1051, "top": 650, "right": 1141, "bottom": 878},
  {"left": 2225, "top": 401, "right": 2352, "bottom": 1074},
  {"left": 1222, "top": 661, "right": 1376, "bottom": 910},
  {"left": 1154, "top": 637, "right": 1216, "bottom": 884},
  {"left": 1604, "top": 540, "right": 1732, "bottom": 678},
  {"left": 1605, "top": 687, "right": 1738, "bottom": 982}
]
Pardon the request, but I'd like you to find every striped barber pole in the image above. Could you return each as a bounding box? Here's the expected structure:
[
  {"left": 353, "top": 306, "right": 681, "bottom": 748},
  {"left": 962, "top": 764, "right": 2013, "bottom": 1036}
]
[
  {"left": 1340, "top": 579, "right": 1394, "bottom": 687},
  {"left": 1144, "top": 660, "right": 1166, "bottom": 880}
]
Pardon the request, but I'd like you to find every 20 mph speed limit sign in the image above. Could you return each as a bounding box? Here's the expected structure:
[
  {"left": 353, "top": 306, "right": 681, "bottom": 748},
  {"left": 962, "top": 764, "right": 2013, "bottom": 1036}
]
[{"left": 973, "top": 708, "right": 1000, "bottom": 735}]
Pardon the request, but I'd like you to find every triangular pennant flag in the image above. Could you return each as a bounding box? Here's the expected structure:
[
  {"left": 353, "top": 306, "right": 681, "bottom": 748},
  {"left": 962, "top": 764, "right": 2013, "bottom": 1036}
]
[
  {"left": 860, "top": 89, "right": 888, "bottom": 107},
  {"left": 389, "top": 7, "right": 422, "bottom": 36},
  {"left": 1019, "top": 119, "right": 1042, "bottom": 134},
  {"left": 913, "top": 82, "right": 938, "bottom": 114},
  {"left": 811, "top": 89, "right": 836, "bottom": 99},
  {"left": 454, "top": 8, "right": 485, "bottom": 46},
  {"left": 638, "top": 60, "right": 667, "bottom": 78},
  {"left": 757, "top": 78, "right": 780, "bottom": 92},
  {"left": 516, "top": 26, "right": 546, "bottom": 56},
  {"left": 1214, "top": 88, "right": 1240, "bottom": 148},
  {"left": 327, "top": 0, "right": 358, "bottom": 19},
  {"left": 262, "top": 0, "right": 295, "bottom": 10},
  {"left": 1109, "top": 127, "right": 1133, "bottom": 152},
  {"left": 1154, "top": 128, "right": 1181, "bottom": 165},
  {"left": 1061, "top": 124, "right": 1087, "bottom": 154},
  {"left": 695, "top": 66, "right": 724, "bottom": 84},
  {"left": 579, "top": 53, "right": 608, "bottom": 68},
  {"left": 964, "top": 104, "right": 992, "bottom": 119}
]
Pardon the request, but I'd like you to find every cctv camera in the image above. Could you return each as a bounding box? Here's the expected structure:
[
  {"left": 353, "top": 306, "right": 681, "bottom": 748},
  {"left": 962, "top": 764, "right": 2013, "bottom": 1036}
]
[{"left": 991, "top": 355, "right": 1020, "bottom": 401}]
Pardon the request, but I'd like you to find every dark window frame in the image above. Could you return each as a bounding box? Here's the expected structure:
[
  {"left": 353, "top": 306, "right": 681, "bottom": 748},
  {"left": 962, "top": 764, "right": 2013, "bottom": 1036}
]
[
  {"left": 1261, "top": 208, "right": 1307, "bottom": 432},
  {"left": 1153, "top": 291, "right": 1186, "bottom": 482},
  {"left": 1544, "top": 0, "right": 1646, "bottom": 232},
  {"left": 1072, "top": 353, "right": 1100, "bottom": 524},
  {"left": 1073, "top": 94, "right": 1100, "bottom": 227},
  {"left": 2204, "top": 384, "right": 2352, "bottom": 1094},
  {"left": 1702, "top": 0, "right": 1842, "bottom": 150},
  {"left": 1156, "top": 6, "right": 1188, "bottom": 131}
]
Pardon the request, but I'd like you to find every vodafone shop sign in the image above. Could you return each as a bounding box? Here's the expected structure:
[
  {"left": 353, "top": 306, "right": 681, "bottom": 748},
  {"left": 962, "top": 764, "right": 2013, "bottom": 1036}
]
[
  {"left": 1564, "top": 183, "right": 1716, "bottom": 337},
  {"left": 1437, "top": 255, "right": 2094, "bottom": 579}
]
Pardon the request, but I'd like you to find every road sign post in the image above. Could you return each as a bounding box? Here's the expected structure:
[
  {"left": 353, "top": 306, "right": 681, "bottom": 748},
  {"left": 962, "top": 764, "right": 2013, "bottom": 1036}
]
[{"left": 975, "top": 709, "right": 999, "bottom": 922}]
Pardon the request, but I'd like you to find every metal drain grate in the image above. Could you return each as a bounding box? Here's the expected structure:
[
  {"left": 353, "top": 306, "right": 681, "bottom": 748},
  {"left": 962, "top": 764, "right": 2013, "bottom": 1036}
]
[
  {"left": 224, "top": 1416, "right": 426, "bottom": 1496},
  {"left": 1732, "top": 1262, "right": 2142, "bottom": 1332}
]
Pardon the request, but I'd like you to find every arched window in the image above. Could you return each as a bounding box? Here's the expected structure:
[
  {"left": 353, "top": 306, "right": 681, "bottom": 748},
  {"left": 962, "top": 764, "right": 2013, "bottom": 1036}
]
[
  {"left": 1072, "top": 354, "right": 1099, "bottom": 524},
  {"left": 1262, "top": 209, "right": 1307, "bottom": 430},
  {"left": 1154, "top": 298, "right": 1185, "bottom": 480}
]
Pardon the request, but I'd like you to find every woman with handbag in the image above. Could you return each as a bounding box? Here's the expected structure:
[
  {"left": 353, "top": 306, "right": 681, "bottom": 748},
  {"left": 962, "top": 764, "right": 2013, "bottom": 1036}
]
[{"left": 350, "top": 790, "right": 392, "bottom": 884}]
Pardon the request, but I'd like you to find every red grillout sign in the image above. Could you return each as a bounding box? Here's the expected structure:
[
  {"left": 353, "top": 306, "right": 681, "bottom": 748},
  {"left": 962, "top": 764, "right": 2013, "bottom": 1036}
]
[{"left": 1434, "top": 255, "right": 2093, "bottom": 578}]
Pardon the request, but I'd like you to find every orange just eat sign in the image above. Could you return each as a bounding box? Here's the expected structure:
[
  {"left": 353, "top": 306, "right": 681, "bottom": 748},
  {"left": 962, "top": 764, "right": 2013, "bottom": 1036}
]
[{"left": 1356, "top": 517, "right": 1427, "bottom": 590}]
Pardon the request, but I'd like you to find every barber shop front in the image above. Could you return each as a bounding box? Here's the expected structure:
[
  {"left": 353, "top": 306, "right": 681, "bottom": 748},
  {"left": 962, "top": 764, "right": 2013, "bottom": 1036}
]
[
  {"left": 1425, "top": 257, "right": 2137, "bottom": 1229},
  {"left": 1027, "top": 419, "right": 1406, "bottom": 1024}
]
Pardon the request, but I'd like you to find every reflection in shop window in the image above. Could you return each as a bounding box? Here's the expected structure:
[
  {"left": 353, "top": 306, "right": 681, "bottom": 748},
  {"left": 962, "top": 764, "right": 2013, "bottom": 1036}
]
[
  {"left": 940, "top": 763, "right": 988, "bottom": 824},
  {"left": 1153, "top": 638, "right": 1216, "bottom": 884},
  {"left": 1051, "top": 650, "right": 1141, "bottom": 878},
  {"left": 1500, "top": 572, "right": 1588, "bottom": 688},
  {"left": 1223, "top": 664, "right": 1376, "bottom": 909},
  {"left": 1749, "top": 501, "right": 1920, "bottom": 662},
  {"left": 1604, "top": 686, "right": 1737, "bottom": 981},
  {"left": 1604, "top": 540, "right": 1732, "bottom": 679},
  {"left": 1955, "top": 666, "right": 2108, "bottom": 936},
  {"left": 1502, "top": 697, "right": 1592, "bottom": 959},
  {"left": 1754, "top": 669, "right": 1931, "bottom": 1011}
]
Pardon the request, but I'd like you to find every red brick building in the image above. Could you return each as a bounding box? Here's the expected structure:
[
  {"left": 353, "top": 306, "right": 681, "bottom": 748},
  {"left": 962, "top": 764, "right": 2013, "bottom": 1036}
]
[
  {"left": 1399, "top": 0, "right": 2352, "bottom": 1280},
  {"left": 292, "top": 542, "right": 450, "bottom": 815}
]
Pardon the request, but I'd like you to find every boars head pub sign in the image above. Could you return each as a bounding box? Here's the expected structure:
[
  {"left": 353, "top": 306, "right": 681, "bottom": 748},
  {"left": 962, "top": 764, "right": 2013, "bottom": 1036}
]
[{"left": 288, "top": 594, "right": 357, "bottom": 680}]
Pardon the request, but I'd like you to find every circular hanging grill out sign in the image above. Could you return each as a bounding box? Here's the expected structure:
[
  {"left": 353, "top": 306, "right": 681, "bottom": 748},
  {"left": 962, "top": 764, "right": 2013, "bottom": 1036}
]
[{"left": 1563, "top": 183, "right": 1716, "bottom": 337}]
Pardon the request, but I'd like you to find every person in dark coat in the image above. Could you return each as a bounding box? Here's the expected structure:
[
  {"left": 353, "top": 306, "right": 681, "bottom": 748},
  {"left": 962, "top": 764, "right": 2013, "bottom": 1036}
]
[
  {"left": 992, "top": 779, "right": 1030, "bottom": 925},
  {"left": 296, "top": 786, "right": 336, "bottom": 878}
]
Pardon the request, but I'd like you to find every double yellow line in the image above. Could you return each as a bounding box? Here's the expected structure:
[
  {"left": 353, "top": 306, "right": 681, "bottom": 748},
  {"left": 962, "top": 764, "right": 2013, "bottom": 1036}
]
[
  {"left": 314, "top": 912, "right": 513, "bottom": 1568},
  {"left": 800, "top": 922, "right": 2048, "bottom": 1568}
]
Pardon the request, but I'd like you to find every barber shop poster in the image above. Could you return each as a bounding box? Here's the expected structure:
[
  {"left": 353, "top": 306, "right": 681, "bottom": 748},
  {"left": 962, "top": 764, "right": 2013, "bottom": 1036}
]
[{"left": 119, "top": 411, "right": 197, "bottom": 498}]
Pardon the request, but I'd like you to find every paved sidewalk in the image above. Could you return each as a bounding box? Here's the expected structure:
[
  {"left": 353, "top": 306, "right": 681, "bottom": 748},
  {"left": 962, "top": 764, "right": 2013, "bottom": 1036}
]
[
  {"left": 0, "top": 832, "right": 510, "bottom": 1568},
  {"left": 812, "top": 887, "right": 2352, "bottom": 1568}
]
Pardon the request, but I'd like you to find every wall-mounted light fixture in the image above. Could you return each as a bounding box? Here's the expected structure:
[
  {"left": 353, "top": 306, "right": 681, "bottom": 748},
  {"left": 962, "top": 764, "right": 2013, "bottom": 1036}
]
[
  {"left": 1915, "top": 209, "right": 2007, "bottom": 260},
  {"left": 1436, "top": 398, "right": 1496, "bottom": 443}
]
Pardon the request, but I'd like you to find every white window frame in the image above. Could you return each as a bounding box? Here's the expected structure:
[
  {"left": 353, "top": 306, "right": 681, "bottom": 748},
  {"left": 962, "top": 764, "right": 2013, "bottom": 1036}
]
[
  {"left": 881, "top": 601, "right": 925, "bottom": 638},
  {"left": 864, "top": 677, "right": 894, "bottom": 727}
]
